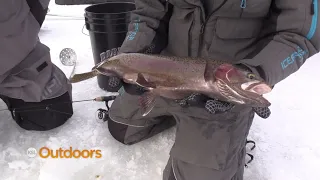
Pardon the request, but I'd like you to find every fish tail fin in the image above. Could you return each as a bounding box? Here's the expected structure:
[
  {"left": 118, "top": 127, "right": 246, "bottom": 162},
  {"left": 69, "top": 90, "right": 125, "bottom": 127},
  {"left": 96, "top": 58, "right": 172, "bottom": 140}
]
[
  {"left": 69, "top": 70, "right": 98, "bottom": 83},
  {"left": 139, "top": 91, "right": 157, "bottom": 117}
]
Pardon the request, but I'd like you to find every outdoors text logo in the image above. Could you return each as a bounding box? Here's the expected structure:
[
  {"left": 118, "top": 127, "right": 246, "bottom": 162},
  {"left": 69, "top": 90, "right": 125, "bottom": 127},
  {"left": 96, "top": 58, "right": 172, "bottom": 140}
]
[{"left": 27, "top": 147, "right": 102, "bottom": 159}]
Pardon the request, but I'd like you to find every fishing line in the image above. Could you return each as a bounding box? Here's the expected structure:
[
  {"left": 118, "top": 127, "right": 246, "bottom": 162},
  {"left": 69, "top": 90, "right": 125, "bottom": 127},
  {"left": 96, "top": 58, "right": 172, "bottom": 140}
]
[
  {"left": 45, "top": 8, "right": 85, "bottom": 20},
  {"left": 46, "top": 13, "right": 85, "bottom": 20}
]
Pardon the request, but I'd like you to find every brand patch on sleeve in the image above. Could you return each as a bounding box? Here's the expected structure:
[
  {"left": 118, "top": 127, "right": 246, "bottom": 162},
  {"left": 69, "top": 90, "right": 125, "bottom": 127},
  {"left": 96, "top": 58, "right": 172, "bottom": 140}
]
[{"left": 36, "top": 62, "right": 48, "bottom": 72}]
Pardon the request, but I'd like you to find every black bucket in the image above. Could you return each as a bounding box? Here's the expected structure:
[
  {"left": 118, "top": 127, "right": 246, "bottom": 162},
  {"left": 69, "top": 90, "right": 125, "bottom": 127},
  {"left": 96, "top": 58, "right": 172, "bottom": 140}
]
[{"left": 84, "top": 2, "right": 135, "bottom": 92}]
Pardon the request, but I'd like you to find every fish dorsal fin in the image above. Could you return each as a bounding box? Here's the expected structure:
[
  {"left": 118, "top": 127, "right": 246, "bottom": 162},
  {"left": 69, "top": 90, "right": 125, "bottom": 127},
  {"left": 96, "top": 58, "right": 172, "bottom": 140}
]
[
  {"left": 139, "top": 91, "right": 157, "bottom": 116},
  {"left": 136, "top": 73, "right": 156, "bottom": 89}
]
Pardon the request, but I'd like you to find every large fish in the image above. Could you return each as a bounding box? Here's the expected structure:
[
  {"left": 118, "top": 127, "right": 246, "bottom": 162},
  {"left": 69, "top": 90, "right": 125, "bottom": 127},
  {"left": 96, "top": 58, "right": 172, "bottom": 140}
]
[{"left": 70, "top": 53, "right": 272, "bottom": 116}]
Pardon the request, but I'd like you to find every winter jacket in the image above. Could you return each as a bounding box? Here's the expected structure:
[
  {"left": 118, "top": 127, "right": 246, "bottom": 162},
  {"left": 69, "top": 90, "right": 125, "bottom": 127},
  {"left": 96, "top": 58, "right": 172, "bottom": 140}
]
[{"left": 119, "top": 0, "right": 320, "bottom": 87}]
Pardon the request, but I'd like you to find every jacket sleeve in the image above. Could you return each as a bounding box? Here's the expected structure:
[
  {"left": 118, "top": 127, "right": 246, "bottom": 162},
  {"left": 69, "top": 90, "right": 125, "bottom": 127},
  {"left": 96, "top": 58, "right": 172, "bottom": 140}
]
[
  {"left": 239, "top": 0, "right": 320, "bottom": 86},
  {"left": 119, "top": 0, "right": 172, "bottom": 54},
  {"left": 0, "top": 0, "right": 41, "bottom": 76}
]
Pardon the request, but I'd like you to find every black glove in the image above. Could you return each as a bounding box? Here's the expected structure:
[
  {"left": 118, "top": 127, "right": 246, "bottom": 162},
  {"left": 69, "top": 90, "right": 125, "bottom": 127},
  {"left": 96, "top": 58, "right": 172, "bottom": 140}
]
[{"left": 177, "top": 93, "right": 271, "bottom": 119}]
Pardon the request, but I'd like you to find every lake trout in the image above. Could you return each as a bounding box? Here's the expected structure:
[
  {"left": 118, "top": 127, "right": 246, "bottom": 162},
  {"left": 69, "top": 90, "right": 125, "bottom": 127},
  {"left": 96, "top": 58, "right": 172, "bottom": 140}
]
[{"left": 70, "top": 53, "right": 272, "bottom": 116}]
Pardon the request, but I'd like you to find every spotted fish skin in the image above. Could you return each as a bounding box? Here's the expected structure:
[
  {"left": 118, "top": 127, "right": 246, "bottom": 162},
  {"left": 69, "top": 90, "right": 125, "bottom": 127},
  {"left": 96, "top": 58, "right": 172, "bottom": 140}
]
[
  {"left": 94, "top": 53, "right": 222, "bottom": 98},
  {"left": 70, "top": 53, "right": 272, "bottom": 116}
]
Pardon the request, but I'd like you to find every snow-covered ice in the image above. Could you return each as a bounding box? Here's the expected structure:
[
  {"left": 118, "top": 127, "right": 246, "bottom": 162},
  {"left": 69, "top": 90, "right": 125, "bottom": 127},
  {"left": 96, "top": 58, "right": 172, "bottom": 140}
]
[{"left": 1, "top": 2, "right": 320, "bottom": 180}]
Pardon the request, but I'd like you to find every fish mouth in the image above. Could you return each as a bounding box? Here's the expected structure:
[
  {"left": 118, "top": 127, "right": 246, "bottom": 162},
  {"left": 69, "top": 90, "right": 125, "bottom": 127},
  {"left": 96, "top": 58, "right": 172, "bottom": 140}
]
[
  {"left": 246, "top": 92, "right": 271, "bottom": 107},
  {"left": 237, "top": 81, "right": 272, "bottom": 107},
  {"left": 216, "top": 80, "right": 271, "bottom": 107},
  {"left": 241, "top": 81, "right": 272, "bottom": 95}
]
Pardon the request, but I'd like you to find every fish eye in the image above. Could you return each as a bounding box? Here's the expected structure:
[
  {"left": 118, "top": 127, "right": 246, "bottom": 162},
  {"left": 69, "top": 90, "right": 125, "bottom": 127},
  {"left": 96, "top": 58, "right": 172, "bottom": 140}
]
[{"left": 247, "top": 73, "right": 256, "bottom": 79}]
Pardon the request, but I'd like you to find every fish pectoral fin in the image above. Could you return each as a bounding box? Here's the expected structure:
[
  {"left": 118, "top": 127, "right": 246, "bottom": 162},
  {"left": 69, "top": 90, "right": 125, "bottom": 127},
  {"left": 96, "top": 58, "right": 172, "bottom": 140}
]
[
  {"left": 136, "top": 73, "right": 156, "bottom": 89},
  {"left": 139, "top": 91, "right": 157, "bottom": 117},
  {"left": 123, "top": 73, "right": 156, "bottom": 89}
]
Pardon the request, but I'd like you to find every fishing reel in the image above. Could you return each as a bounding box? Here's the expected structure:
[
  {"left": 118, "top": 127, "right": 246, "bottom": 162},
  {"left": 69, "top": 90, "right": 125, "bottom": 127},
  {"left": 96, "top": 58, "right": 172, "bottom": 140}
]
[
  {"left": 95, "top": 108, "right": 109, "bottom": 123},
  {"left": 94, "top": 96, "right": 117, "bottom": 123}
]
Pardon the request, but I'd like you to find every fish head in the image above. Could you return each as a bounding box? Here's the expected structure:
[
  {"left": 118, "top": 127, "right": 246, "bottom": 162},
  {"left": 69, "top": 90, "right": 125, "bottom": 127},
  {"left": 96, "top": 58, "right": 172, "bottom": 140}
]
[{"left": 213, "top": 63, "right": 272, "bottom": 107}]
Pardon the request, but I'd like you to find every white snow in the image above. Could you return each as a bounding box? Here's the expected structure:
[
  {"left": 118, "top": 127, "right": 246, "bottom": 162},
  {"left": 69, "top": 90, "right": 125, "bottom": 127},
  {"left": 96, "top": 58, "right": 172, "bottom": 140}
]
[{"left": 1, "top": 1, "right": 320, "bottom": 180}]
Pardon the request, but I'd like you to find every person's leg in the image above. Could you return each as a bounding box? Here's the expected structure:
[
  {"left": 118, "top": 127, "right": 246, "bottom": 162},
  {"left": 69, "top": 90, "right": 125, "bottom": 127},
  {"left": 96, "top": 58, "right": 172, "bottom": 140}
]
[
  {"left": 108, "top": 90, "right": 254, "bottom": 179},
  {"left": 108, "top": 91, "right": 176, "bottom": 145},
  {"left": 161, "top": 103, "right": 255, "bottom": 180},
  {"left": 163, "top": 154, "right": 246, "bottom": 180},
  {"left": 108, "top": 115, "right": 176, "bottom": 145},
  {"left": 0, "top": 0, "right": 73, "bottom": 131}
]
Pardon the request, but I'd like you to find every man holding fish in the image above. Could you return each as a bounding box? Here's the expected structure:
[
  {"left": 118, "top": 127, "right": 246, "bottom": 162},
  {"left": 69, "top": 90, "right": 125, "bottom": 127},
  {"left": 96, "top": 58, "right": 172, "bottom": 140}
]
[{"left": 98, "top": 0, "right": 320, "bottom": 180}]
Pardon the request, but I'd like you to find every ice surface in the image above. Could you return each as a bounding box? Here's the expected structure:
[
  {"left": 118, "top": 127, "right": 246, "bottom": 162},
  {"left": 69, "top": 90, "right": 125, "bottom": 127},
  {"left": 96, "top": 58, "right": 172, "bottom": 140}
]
[{"left": 0, "top": 2, "right": 320, "bottom": 180}]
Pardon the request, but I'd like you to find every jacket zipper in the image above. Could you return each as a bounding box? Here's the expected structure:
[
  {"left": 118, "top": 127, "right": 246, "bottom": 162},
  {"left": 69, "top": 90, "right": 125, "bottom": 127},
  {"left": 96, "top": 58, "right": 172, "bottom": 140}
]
[
  {"left": 240, "top": 0, "right": 247, "bottom": 17},
  {"left": 198, "top": 0, "right": 228, "bottom": 56},
  {"left": 307, "top": 0, "right": 318, "bottom": 40},
  {"left": 240, "top": 0, "right": 247, "bottom": 8}
]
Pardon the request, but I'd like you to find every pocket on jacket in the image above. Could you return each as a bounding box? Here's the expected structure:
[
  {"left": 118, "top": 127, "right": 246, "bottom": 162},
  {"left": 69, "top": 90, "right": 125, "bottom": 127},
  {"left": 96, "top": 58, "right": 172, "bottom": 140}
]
[
  {"left": 208, "top": 17, "right": 263, "bottom": 61},
  {"left": 240, "top": 0, "right": 272, "bottom": 18},
  {"left": 215, "top": 18, "right": 262, "bottom": 39}
]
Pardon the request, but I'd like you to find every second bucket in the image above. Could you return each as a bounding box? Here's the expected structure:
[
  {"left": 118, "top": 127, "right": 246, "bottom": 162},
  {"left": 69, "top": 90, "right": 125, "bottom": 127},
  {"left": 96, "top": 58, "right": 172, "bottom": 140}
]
[{"left": 84, "top": 2, "right": 136, "bottom": 92}]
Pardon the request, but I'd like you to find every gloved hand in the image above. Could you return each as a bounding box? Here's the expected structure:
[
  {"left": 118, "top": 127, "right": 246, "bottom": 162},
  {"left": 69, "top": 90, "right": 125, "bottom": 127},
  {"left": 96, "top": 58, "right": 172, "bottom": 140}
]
[
  {"left": 175, "top": 60, "right": 271, "bottom": 119},
  {"left": 177, "top": 93, "right": 271, "bottom": 119}
]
